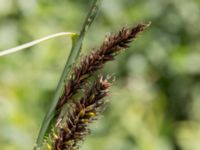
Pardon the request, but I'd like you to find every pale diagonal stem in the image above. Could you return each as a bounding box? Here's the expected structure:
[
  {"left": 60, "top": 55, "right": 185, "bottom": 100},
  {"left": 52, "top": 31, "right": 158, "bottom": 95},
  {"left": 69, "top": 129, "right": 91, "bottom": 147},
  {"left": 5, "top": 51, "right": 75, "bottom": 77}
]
[{"left": 0, "top": 32, "right": 77, "bottom": 57}]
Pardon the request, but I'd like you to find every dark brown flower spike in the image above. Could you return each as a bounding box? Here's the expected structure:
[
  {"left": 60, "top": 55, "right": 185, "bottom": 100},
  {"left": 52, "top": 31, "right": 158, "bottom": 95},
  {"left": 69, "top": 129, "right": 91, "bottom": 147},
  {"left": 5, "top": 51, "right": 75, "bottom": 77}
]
[
  {"left": 56, "top": 22, "right": 150, "bottom": 110},
  {"left": 53, "top": 76, "right": 112, "bottom": 150}
]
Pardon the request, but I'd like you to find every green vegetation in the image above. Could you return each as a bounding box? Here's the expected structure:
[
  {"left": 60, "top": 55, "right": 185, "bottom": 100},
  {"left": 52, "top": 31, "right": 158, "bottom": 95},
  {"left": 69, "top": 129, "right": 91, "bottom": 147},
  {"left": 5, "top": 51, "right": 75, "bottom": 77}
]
[{"left": 0, "top": 0, "right": 200, "bottom": 150}]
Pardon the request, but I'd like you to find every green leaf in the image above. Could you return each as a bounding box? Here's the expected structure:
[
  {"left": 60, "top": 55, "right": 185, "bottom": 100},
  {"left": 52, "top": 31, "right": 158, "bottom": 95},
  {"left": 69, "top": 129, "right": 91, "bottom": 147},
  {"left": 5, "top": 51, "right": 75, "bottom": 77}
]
[{"left": 34, "top": 0, "right": 102, "bottom": 149}]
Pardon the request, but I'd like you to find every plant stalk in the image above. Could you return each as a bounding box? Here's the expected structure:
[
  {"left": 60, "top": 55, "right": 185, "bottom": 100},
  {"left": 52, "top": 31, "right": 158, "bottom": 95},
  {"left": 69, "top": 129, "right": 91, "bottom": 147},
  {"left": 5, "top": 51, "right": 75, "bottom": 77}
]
[
  {"left": 34, "top": 0, "right": 102, "bottom": 149},
  {"left": 0, "top": 32, "right": 76, "bottom": 57}
]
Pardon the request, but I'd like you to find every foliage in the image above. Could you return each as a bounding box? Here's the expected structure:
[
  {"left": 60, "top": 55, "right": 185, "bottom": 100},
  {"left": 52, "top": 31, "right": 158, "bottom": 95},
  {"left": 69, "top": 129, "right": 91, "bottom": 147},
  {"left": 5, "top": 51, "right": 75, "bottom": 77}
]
[{"left": 0, "top": 0, "right": 200, "bottom": 150}]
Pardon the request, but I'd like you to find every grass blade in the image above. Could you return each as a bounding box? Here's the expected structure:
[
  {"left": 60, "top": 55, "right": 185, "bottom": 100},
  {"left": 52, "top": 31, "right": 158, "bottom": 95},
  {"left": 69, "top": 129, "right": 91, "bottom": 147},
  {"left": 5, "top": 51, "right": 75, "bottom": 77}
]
[{"left": 34, "top": 0, "right": 102, "bottom": 149}]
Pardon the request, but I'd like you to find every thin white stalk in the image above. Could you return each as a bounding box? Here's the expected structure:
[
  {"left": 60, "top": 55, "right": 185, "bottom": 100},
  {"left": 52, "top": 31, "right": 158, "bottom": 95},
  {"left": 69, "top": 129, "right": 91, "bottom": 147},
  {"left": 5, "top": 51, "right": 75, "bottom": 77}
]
[{"left": 0, "top": 32, "right": 77, "bottom": 57}]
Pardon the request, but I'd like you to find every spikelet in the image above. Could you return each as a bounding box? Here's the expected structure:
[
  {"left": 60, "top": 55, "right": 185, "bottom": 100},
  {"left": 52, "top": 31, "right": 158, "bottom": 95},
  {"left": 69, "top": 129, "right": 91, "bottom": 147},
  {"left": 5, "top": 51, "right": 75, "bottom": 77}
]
[
  {"left": 56, "top": 23, "right": 150, "bottom": 110},
  {"left": 53, "top": 76, "right": 112, "bottom": 150}
]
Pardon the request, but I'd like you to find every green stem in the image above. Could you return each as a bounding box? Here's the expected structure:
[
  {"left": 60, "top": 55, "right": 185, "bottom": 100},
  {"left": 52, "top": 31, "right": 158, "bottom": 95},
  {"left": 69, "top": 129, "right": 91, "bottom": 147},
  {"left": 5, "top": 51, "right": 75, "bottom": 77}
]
[{"left": 34, "top": 0, "right": 102, "bottom": 149}]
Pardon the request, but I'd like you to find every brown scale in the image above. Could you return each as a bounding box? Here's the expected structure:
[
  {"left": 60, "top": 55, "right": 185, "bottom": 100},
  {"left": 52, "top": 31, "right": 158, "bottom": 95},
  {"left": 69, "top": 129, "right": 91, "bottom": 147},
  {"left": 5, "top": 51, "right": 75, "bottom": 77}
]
[
  {"left": 54, "top": 76, "right": 112, "bottom": 150},
  {"left": 56, "top": 23, "right": 150, "bottom": 110}
]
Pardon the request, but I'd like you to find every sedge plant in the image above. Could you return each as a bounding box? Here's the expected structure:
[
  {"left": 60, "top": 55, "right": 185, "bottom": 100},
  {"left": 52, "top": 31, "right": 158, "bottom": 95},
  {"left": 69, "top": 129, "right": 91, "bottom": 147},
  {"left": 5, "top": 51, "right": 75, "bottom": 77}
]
[{"left": 0, "top": 0, "right": 150, "bottom": 149}]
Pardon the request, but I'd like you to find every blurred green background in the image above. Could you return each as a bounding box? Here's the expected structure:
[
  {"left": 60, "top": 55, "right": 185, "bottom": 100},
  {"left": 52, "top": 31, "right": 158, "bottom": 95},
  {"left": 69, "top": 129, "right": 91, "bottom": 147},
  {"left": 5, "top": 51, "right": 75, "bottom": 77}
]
[{"left": 1, "top": 0, "right": 200, "bottom": 150}]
